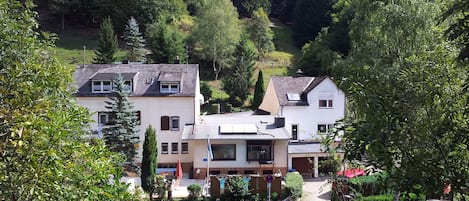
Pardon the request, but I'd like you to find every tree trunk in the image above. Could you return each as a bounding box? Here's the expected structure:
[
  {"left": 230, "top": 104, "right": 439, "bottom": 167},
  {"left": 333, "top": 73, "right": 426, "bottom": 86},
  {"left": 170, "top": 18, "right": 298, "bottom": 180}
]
[{"left": 393, "top": 191, "right": 400, "bottom": 201}]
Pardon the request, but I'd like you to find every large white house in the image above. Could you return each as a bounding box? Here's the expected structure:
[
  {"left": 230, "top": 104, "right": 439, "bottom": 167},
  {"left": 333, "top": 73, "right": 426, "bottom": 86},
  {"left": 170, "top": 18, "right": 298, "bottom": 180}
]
[
  {"left": 73, "top": 64, "right": 202, "bottom": 172},
  {"left": 258, "top": 73, "right": 346, "bottom": 178}
]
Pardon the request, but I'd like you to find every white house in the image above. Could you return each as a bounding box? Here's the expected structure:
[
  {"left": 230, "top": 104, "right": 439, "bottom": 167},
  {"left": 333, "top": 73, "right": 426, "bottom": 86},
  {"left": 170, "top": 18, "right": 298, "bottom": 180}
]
[
  {"left": 73, "top": 64, "right": 202, "bottom": 173},
  {"left": 182, "top": 112, "right": 290, "bottom": 179},
  {"left": 258, "top": 73, "right": 346, "bottom": 178}
]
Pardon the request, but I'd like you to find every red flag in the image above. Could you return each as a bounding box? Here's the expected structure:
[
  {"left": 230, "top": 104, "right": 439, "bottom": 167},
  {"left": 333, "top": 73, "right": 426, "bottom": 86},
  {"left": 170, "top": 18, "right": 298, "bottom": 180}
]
[{"left": 176, "top": 159, "right": 183, "bottom": 180}]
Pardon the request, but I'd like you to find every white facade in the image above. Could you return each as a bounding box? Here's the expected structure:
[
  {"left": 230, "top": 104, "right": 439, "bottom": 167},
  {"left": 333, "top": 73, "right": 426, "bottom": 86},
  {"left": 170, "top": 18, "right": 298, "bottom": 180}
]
[
  {"left": 283, "top": 78, "right": 345, "bottom": 141},
  {"left": 77, "top": 96, "right": 197, "bottom": 164}
]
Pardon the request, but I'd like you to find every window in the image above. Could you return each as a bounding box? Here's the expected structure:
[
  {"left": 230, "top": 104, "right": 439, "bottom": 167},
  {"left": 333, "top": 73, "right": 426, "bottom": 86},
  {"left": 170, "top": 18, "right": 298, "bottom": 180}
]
[
  {"left": 211, "top": 144, "right": 236, "bottom": 161},
  {"left": 160, "top": 82, "right": 179, "bottom": 93},
  {"left": 291, "top": 124, "right": 298, "bottom": 140},
  {"left": 171, "top": 116, "right": 180, "bottom": 131},
  {"left": 98, "top": 112, "right": 109, "bottom": 125},
  {"left": 181, "top": 142, "right": 189, "bottom": 154},
  {"left": 136, "top": 111, "right": 141, "bottom": 125},
  {"left": 99, "top": 111, "right": 138, "bottom": 125},
  {"left": 161, "top": 116, "right": 179, "bottom": 131},
  {"left": 319, "top": 99, "right": 333, "bottom": 108},
  {"left": 247, "top": 141, "right": 272, "bottom": 162},
  {"left": 122, "top": 80, "right": 132, "bottom": 92},
  {"left": 92, "top": 81, "right": 112, "bottom": 93},
  {"left": 318, "top": 124, "right": 334, "bottom": 134},
  {"left": 171, "top": 142, "right": 178, "bottom": 154},
  {"left": 161, "top": 143, "right": 168, "bottom": 154}
]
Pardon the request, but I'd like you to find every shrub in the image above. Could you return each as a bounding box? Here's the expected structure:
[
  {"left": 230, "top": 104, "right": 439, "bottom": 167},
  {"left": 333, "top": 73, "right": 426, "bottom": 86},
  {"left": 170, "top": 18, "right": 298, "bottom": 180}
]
[
  {"left": 358, "top": 194, "right": 393, "bottom": 201},
  {"left": 318, "top": 159, "right": 340, "bottom": 175},
  {"left": 283, "top": 172, "right": 303, "bottom": 199},
  {"left": 187, "top": 184, "right": 202, "bottom": 201}
]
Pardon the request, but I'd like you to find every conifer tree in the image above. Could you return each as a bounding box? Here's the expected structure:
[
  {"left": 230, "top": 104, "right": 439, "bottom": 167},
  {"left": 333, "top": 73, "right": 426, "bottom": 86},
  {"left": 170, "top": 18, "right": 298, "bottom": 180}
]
[
  {"left": 141, "top": 125, "right": 157, "bottom": 199},
  {"left": 252, "top": 69, "right": 265, "bottom": 109},
  {"left": 123, "top": 17, "right": 146, "bottom": 62},
  {"left": 93, "top": 16, "right": 118, "bottom": 64},
  {"left": 222, "top": 35, "right": 257, "bottom": 107},
  {"left": 103, "top": 75, "right": 139, "bottom": 171}
]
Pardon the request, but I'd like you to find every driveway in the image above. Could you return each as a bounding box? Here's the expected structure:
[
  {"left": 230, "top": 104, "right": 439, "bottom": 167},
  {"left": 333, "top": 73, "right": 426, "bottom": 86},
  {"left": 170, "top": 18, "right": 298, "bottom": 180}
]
[{"left": 302, "top": 178, "right": 331, "bottom": 201}]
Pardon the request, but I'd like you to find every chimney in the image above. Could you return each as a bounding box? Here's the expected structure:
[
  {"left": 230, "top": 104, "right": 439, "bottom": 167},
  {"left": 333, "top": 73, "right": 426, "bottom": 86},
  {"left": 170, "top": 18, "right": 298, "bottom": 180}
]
[
  {"left": 174, "top": 56, "right": 180, "bottom": 64},
  {"left": 294, "top": 69, "right": 304, "bottom": 78},
  {"left": 274, "top": 117, "right": 285, "bottom": 128}
]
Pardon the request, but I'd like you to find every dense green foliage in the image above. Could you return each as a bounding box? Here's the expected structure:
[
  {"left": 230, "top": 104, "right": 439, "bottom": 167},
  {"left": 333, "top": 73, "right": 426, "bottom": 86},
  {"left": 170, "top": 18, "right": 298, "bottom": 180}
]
[
  {"left": 0, "top": 1, "right": 137, "bottom": 199},
  {"left": 252, "top": 70, "right": 265, "bottom": 110},
  {"left": 191, "top": 0, "right": 241, "bottom": 80},
  {"left": 442, "top": 0, "right": 469, "bottom": 60},
  {"left": 222, "top": 176, "right": 252, "bottom": 201},
  {"left": 297, "top": 36, "right": 337, "bottom": 76},
  {"left": 123, "top": 17, "right": 146, "bottom": 62},
  {"left": 330, "top": 0, "right": 469, "bottom": 199},
  {"left": 248, "top": 8, "right": 274, "bottom": 57},
  {"left": 103, "top": 76, "right": 140, "bottom": 172},
  {"left": 222, "top": 36, "right": 257, "bottom": 107},
  {"left": 200, "top": 82, "right": 212, "bottom": 101},
  {"left": 185, "top": 184, "right": 202, "bottom": 201},
  {"left": 141, "top": 125, "right": 157, "bottom": 198},
  {"left": 93, "top": 17, "right": 118, "bottom": 64},
  {"left": 146, "top": 21, "right": 186, "bottom": 64},
  {"left": 292, "top": 0, "right": 333, "bottom": 47},
  {"left": 283, "top": 172, "right": 303, "bottom": 199}
]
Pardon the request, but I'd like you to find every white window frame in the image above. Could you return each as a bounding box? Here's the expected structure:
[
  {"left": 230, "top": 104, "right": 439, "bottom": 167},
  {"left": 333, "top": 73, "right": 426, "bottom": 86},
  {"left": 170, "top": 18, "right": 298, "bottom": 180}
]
[
  {"left": 98, "top": 112, "right": 109, "bottom": 125},
  {"left": 171, "top": 116, "right": 180, "bottom": 131},
  {"left": 161, "top": 143, "right": 169, "bottom": 154},
  {"left": 181, "top": 142, "right": 189, "bottom": 154},
  {"left": 92, "top": 80, "right": 112, "bottom": 93},
  {"left": 160, "top": 82, "right": 180, "bottom": 93}
]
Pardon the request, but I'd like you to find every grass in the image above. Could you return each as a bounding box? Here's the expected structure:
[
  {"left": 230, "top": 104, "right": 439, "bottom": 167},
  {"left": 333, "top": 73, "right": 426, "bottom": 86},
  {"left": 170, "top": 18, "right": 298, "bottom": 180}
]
[{"left": 52, "top": 31, "right": 126, "bottom": 69}]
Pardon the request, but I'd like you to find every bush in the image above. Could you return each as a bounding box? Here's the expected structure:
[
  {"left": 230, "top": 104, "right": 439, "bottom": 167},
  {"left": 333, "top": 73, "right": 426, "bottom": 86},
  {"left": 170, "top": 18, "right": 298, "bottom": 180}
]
[
  {"left": 185, "top": 184, "right": 202, "bottom": 201},
  {"left": 358, "top": 194, "right": 393, "bottom": 201},
  {"left": 283, "top": 172, "right": 303, "bottom": 199},
  {"left": 318, "top": 159, "right": 340, "bottom": 175}
]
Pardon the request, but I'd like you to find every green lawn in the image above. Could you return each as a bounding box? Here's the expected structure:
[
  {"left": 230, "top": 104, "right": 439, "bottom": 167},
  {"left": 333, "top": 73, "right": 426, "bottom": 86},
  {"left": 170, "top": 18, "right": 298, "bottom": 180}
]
[{"left": 52, "top": 31, "right": 126, "bottom": 68}]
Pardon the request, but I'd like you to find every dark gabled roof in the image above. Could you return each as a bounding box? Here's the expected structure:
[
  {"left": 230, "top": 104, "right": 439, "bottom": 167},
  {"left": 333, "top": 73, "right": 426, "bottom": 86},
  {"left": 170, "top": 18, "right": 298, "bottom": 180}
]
[
  {"left": 73, "top": 64, "right": 198, "bottom": 97},
  {"left": 270, "top": 76, "right": 328, "bottom": 106}
]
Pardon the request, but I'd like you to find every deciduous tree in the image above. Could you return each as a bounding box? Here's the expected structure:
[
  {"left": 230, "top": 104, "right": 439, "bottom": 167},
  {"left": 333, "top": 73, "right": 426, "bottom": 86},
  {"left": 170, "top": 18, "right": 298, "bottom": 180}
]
[
  {"left": 332, "top": 0, "right": 469, "bottom": 199},
  {"left": 0, "top": 1, "right": 137, "bottom": 199},
  {"left": 146, "top": 21, "right": 185, "bottom": 64},
  {"left": 93, "top": 16, "right": 118, "bottom": 64},
  {"left": 191, "top": 0, "right": 241, "bottom": 80},
  {"left": 248, "top": 8, "right": 274, "bottom": 57},
  {"left": 292, "top": 0, "right": 333, "bottom": 47}
]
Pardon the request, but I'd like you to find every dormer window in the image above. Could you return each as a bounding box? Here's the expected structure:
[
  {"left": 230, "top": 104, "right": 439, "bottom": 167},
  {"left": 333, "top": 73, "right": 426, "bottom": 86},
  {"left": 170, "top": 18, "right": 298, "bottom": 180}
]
[
  {"left": 160, "top": 82, "right": 179, "bottom": 93},
  {"left": 92, "top": 81, "right": 112, "bottom": 93},
  {"left": 122, "top": 80, "right": 133, "bottom": 92}
]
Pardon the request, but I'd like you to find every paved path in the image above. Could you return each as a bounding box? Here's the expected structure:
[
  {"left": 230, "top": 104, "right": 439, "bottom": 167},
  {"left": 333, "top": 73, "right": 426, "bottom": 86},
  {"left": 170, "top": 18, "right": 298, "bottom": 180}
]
[{"left": 301, "top": 178, "right": 331, "bottom": 201}]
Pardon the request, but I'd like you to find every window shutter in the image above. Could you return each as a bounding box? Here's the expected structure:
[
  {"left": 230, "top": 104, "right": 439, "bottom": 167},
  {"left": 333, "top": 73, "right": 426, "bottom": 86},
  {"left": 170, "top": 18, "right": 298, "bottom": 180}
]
[{"left": 161, "top": 116, "right": 170, "bottom": 130}]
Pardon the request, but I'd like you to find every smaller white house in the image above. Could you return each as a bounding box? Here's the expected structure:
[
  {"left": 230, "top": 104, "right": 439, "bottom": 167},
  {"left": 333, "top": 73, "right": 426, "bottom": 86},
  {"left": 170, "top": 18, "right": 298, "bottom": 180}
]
[
  {"left": 182, "top": 112, "right": 290, "bottom": 179},
  {"left": 258, "top": 73, "right": 346, "bottom": 178}
]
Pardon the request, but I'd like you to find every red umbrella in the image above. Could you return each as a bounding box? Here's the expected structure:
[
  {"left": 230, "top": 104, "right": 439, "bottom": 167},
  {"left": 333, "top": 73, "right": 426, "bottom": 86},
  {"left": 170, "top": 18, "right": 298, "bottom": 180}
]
[
  {"left": 336, "top": 168, "right": 365, "bottom": 178},
  {"left": 175, "top": 159, "right": 183, "bottom": 180}
]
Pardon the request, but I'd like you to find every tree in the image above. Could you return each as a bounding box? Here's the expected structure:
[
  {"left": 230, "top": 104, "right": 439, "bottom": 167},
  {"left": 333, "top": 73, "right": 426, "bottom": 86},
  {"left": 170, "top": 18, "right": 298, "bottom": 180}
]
[
  {"left": 252, "top": 70, "right": 265, "bottom": 110},
  {"left": 332, "top": 0, "right": 469, "bottom": 199},
  {"left": 103, "top": 76, "right": 140, "bottom": 172},
  {"left": 191, "top": 0, "right": 241, "bottom": 80},
  {"left": 297, "top": 35, "right": 338, "bottom": 76},
  {"left": 146, "top": 20, "right": 185, "bottom": 63},
  {"left": 243, "top": 0, "right": 271, "bottom": 17},
  {"left": 123, "top": 17, "right": 146, "bottom": 62},
  {"left": 441, "top": 0, "right": 469, "bottom": 61},
  {"left": 222, "top": 36, "right": 257, "bottom": 107},
  {"left": 141, "top": 125, "right": 157, "bottom": 199},
  {"left": 248, "top": 8, "right": 274, "bottom": 57},
  {"left": 200, "top": 82, "right": 212, "bottom": 101},
  {"left": 0, "top": 1, "right": 137, "bottom": 199},
  {"left": 93, "top": 16, "right": 118, "bottom": 64},
  {"left": 292, "top": 0, "right": 334, "bottom": 47}
]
